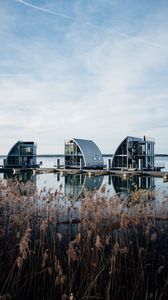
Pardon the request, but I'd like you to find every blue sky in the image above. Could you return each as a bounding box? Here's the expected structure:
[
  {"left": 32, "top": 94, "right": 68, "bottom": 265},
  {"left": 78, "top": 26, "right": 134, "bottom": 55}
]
[{"left": 0, "top": 0, "right": 168, "bottom": 154}]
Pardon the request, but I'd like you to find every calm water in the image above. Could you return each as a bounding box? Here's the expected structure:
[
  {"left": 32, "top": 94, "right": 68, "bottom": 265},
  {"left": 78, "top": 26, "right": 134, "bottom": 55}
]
[{"left": 0, "top": 156, "right": 168, "bottom": 202}]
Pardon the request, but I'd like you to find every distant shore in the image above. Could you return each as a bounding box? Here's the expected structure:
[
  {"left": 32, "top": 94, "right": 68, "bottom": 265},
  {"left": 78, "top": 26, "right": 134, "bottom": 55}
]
[
  {"left": 155, "top": 154, "right": 168, "bottom": 157},
  {"left": 0, "top": 154, "right": 168, "bottom": 157}
]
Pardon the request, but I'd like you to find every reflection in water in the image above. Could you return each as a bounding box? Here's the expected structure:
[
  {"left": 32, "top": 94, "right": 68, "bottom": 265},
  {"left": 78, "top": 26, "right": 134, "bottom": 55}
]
[
  {"left": 2, "top": 171, "right": 157, "bottom": 201},
  {"left": 4, "top": 171, "right": 34, "bottom": 182},
  {"left": 3, "top": 171, "right": 36, "bottom": 195},
  {"left": 64, "top": 174, "right": 104, "bottom": 200},
  {"left": 111, "top": 175, "right": 155, "bottom": 198}
]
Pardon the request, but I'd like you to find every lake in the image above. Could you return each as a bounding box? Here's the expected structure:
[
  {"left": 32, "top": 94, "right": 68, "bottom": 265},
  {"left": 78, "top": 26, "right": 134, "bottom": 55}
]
[
  {"left": 1, "top": 156, "right": 168, "bottom": 199},
  {"left": 0, "top": 155, "right": 168, "bottom": 215},
  {"left": 1, "top": 156, "right": 168, "bottom": 299}
]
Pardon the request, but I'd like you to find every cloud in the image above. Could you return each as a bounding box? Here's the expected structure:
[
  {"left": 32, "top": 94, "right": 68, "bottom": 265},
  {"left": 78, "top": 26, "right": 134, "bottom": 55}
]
[{"left": 0, "top": 0, "right": 168, "bottom": 154}]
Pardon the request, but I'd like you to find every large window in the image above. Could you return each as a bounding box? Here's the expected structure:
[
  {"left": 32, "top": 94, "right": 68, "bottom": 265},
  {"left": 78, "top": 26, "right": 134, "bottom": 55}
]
[
  {"left": 7, "top": 156, "right": 19, "bottom": 165},
  {"left": 10, "top": 145, "right": 19, "bottom": 155},
  {"left": 116, "top": 140, "right": 127, "bottom": 155},
  {"left": 65, "top": 144, "right": 74, "bottom": 155},
  {"left": 20, "top": 146, "right": 33, "bottom": 155}
]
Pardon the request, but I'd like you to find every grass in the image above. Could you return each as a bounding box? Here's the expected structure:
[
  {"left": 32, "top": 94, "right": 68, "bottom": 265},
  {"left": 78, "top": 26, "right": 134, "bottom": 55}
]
[{"left": 0, "top": 177, "right": 168, "bottom": 299}]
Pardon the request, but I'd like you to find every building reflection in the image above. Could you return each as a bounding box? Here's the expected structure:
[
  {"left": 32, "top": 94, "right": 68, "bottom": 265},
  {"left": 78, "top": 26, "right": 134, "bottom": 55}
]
[
  {"left": 64, "top": 174, "right": 104, "bottom": 200},
  {"left": 3, "top": 171, "right": 36, "bottom": 195},
  {"left": 111, "top": 175, "right": 155, "bottom": 198}
]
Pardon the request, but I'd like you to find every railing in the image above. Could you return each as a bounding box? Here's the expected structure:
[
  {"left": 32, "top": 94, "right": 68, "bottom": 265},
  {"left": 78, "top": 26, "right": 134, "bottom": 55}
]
[{"left": 144, "top": 136, "right": 155, "bottom": 142}]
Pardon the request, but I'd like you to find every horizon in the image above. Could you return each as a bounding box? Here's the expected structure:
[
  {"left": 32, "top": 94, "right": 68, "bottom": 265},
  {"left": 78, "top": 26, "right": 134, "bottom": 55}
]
[
  {"left": 0, "top": 153, "right": 168, "bottom": 157},
  {"left": 1, "top": 0, "right": 168, "bottom": 154}
]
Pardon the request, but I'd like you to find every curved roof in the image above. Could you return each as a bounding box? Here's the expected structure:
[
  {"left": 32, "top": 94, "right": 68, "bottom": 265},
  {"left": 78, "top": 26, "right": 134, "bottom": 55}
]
[
  {"left": 112, "top": 136, "right": 143, "bottom": 167},
  {"left": 7, "top": 141, "right": 35, "bottom": 157},
  {"left": 7, "top": 141, "right": 20, "bottom": 157},
  {"left": 73, "top": 138, "right": 104, "bottom": 168}
]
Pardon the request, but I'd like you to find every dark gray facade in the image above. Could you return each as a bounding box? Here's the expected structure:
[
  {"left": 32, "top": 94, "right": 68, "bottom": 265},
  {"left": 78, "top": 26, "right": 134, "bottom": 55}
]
[
  {"left": 64, "top": 138, "right": 104, "bottom": 169},
  {"left": 4, "top": 141, "right": 37, "bottom": 168},
  {"left": 112, "top": 136, "right": 155, "bottom": 170}
]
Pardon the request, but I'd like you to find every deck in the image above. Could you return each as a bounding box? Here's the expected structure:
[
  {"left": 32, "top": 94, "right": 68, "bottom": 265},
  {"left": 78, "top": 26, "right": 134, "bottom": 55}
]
[{"left": 0, "top": 166, "right": 168, "bottom": 181}]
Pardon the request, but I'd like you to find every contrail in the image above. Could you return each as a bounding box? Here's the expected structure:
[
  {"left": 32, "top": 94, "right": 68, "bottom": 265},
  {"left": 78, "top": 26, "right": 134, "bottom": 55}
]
[
  {"left": 16, "top": 0, "right": 86, "bottom": 23},
  {"left": 16, "top": 0, "right": 166, "bottom": 49}
]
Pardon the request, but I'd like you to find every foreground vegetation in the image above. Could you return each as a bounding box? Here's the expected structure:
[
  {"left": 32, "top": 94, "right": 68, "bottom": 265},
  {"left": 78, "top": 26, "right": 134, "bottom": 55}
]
[{"left": 0, "top": 177, "right": 168, "bottom": 299}]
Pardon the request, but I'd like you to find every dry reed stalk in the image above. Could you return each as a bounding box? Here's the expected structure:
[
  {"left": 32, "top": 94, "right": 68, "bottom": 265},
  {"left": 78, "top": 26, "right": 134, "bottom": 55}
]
[{"left": 16, "top": 225, "right": 31, "bottom": 269}]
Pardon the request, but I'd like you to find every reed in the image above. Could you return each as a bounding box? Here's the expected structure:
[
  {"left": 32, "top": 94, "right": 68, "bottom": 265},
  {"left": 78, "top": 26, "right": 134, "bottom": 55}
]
[{"left": 0, "top": 178, "right": 168, "bottom": 299}]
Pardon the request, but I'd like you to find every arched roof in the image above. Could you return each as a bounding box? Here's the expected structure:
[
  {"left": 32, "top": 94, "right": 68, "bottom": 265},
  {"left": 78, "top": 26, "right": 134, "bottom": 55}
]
[
  {"left": 112, "top": 136, "right": 143, "bottom": 167},
  {"left": 7, "top": 141, "right": 20, "bottom": 157},
  {"left": 7, "top": 141, "right": 36, "bottom": 157},
  {"left": 73, "top": 138, "right": 104, "bottom": 168}
]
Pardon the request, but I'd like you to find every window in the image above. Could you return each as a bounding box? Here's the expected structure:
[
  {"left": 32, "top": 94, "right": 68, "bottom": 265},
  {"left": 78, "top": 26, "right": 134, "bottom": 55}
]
[
  {"left": 65, "top": 144, "right": 74, "bottom": 155},
  {"left": 20, "top": 146, "right": 33, "bottom": 155}
]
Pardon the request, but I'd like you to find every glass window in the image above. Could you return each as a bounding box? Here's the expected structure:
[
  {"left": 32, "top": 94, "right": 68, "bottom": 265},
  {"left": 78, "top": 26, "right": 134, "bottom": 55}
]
[
  {"left": 7, "top": 156, "right": 19, "bottom": 165},
  {"left": 20, "top": 146, "right": 33, "bottom": 155},
  {"left": 65, "top": 144, "right": 74, "bottom": 155},
  {"left": 10, "top": 145, "right": 19, "bottom": 155}
]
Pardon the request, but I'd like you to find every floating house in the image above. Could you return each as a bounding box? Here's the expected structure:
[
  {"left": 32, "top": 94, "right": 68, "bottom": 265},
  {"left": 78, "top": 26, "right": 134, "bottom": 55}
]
[
  {"left": 4, "top": 141, "right": 37, "bottom": 168},
  {"left": 112, "top": 136, "right": 155, "bottom": 170},
  {"left": 64, "top": 138, "right": 104, "bottom": 169}
]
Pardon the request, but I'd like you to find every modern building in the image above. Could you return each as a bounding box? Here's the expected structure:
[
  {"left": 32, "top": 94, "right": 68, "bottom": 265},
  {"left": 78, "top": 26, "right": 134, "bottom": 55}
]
[
  {"left": 64, "top": 138, "right": 104, "bottom": 169},
  {"left": 112, "top": 136, "right": 155, "bottom": 170},
  {"left": 4, "top": 141, "right": 38, "bottom": 168}
]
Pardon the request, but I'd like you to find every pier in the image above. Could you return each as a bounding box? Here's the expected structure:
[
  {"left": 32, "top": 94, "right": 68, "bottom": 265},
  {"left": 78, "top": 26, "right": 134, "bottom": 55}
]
[{"left": 0, "top": 166, "right": 168, "bottom": 180}]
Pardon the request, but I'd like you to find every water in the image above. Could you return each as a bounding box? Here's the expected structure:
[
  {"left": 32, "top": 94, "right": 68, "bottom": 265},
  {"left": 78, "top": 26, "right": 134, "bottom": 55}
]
[
  {"left": 1, "top": 156, "right": 168, "bottom": 201},
  {"left": 36, "top": 155, "right": 168, "bottom": 200},
  {"left": 1, "top": 155, "right": 168, "bottom": 169},
  {"left": 155, "top": 156, "right": 168, "bottom": 171}
]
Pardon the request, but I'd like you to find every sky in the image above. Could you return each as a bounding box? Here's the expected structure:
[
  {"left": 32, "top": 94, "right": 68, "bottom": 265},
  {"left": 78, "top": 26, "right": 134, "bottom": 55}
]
[{"left": 0, "top": 0, "right": 168, "bottom": 154}]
